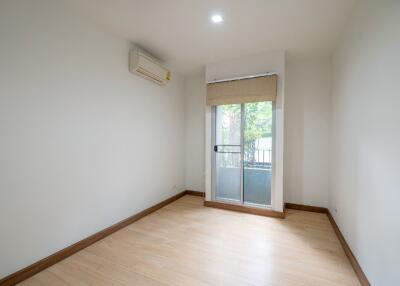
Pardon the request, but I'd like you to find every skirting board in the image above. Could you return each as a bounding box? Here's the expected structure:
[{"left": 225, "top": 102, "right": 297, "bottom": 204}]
[
  {"left": 185, "top": 190, "right": 205, "bottom": 197},
  {"left": 204, "top": 200, "right": 285, "bottom": 218},
  {"left": 0, "top": 190, "right": 203, "bottom": 286},
  {"left": 285, "top": 203, "right": 371, "bottom": 286},
  {"left": 284, "top": 202, "right": 326, "bottom": 213}
]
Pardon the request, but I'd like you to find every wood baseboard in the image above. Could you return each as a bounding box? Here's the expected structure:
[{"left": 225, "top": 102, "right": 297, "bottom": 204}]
[
  {"left": 204, "top": 200, "right": 285, "bottom": 218},
  {"left": 285, "top": 203, "right": 370, "bottom": 286},
  {"left": 284, "top": 202, "right": 327, "bottom": 213},
  {"left": 0, "top": 190, "right": 191, "bottom": 286},
  {"left": 326, "top": 210, "right": 371, "bottom": 286},
  {"left": 185, "top": 190, "right": 205, "bottom": 197}
]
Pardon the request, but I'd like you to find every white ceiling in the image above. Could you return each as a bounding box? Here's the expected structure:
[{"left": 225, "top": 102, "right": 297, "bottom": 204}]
[{"left": 69, "top": 0, "right": 356, "bottom": 74}]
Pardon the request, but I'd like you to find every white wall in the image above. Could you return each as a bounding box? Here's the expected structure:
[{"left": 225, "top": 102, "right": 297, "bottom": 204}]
[
  {"left": 184, "top": 72, "right": 206, "bottom": 192},
  {"left": 331, "top": 0, "right": 400, "bottom": 285},
  {"left": 284, "top": 55, "right": 331, "bottom": 207},
  {"left": 0, "top": 0, "right": 185, "bottom": 278},
  {"left": 204, "top": 51, "right": 286, "bottom": 212}
]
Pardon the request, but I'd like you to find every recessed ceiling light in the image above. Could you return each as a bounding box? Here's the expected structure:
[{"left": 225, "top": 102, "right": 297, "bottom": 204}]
[{"left": 211, "top": 14, "right": 223, "bottom": 23}]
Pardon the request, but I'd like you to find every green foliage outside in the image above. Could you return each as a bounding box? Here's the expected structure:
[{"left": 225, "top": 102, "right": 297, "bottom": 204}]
[
  {"left": 244, "top": 102, "right": 272, "bottom": 162},
  {"left": 220, "top": 102, "right": 272, "bottom": 162}
]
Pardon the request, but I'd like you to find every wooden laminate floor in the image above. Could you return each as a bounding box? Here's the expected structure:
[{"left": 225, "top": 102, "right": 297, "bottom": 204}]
[{"left": 20, "top": 195, "right": 360, "bottom": 286}]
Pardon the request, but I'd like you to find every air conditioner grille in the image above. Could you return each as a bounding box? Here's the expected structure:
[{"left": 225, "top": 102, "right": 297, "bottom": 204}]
[{"left": 129, "top": 48, "right": 170, "bottom": 85}]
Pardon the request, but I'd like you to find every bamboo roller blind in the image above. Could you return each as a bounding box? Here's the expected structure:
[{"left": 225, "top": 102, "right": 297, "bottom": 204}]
[{"left": 206, "top": 74, "right": 277, "bottom": 106}]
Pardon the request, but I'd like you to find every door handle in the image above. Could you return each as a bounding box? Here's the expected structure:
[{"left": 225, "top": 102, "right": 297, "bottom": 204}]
[{"left": 213, "top": 145, "right": 241, "bottom": 153}]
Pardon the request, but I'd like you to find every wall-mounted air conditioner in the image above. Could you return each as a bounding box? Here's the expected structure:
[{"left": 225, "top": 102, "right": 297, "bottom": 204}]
[{"left": 129, "top": 47, "right": 171, "bottom": 85}]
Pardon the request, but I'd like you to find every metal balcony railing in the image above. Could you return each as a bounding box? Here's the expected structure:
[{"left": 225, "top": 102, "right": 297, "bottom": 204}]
[{"left": 218, "top": 149, "right": 272, "bottom": 170}]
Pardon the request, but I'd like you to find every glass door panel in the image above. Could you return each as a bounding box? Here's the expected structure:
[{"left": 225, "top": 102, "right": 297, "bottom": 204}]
[
  {"left": 215, "top": 104, "right": 241, "bottom": 202},
  {"left": 243, "top": 102, "right": 272, "bottom": 206},
  {"left": 213, "top": 101, "right": 273, "bottom": 207}
]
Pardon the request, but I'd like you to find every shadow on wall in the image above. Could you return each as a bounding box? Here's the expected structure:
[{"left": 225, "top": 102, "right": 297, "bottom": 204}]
[{"left": 283, "top": 60, "right": 305, "bottom": 204}]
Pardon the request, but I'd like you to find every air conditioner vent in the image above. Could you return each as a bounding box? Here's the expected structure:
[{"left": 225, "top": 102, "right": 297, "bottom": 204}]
[{"left": 129, "top": 48, "right": 171, "bottom": 85}]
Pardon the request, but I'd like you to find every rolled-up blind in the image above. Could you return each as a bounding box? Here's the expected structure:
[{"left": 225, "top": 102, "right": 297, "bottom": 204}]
[{"left": 206, "top": 74, "right": 277, "bottom": 106}]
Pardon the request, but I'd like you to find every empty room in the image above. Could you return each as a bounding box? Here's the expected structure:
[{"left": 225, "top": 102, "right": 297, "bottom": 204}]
[{"left": 0, "top": 0, "right": 399, "bottom": 285}]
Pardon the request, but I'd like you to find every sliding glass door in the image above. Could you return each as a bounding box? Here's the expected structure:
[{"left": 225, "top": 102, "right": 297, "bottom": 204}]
[
  {"left": 213, "top": 102, "right": 273, "bottom": 207},
  {"left": 214, "top": 104, "right": 242, "bottom": 202},
  {"left": 243, "top": 102, "right": 273, "bottom": 206}
]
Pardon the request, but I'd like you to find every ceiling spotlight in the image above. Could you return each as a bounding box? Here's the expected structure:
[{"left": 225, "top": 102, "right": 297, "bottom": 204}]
[{"left": 211, "top": 14, "right": 223, "bottom": 24}]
